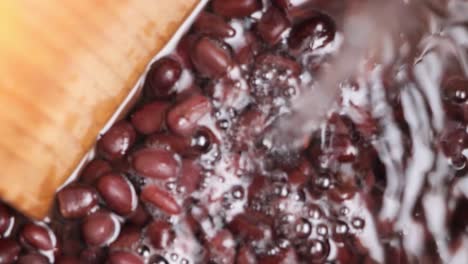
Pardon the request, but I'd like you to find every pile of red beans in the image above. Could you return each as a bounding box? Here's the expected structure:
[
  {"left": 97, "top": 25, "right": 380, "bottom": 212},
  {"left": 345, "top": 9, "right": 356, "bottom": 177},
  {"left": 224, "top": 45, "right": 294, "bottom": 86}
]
[{"left": 1, "top": 0, "right": 468, "bottom": 263}]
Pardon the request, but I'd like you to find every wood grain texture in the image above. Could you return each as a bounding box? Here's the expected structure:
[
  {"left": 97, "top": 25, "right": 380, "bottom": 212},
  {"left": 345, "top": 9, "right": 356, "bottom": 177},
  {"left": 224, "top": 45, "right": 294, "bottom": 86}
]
[{"left": 0, "top": 0, "right": 199, "bottom": 219}]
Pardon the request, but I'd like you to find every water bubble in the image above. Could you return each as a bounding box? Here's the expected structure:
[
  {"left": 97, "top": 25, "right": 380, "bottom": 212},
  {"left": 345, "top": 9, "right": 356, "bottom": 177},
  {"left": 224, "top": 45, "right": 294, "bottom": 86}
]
[
  {"left": 295, "top": 218, "right": 312, "bottom": 238},
  {"left": 165, "top": 181, "right": 177, "bottom": 191},
  {"left": 351, "top": 217, "right": 365, "bottom": 229},
  {"left": 231, "top": 186, "right": 244, "bottom": 199},
  {"left": 317, "top": 224, "right": 328, "bottom": 236},
  {"left": 150, "top": 255, "right": 169, "bottom": 264},
  {"left": 315, "top": 176, "right": 331, "bottom": 190},
  {"left": 308, "top": 204, "right": 324, "bottom": 219},
  {"left": 274, "top": 184, "right": 289, "bottom": 197},
  {"left": 138, "top": 245, "right": 150, "bottom": 257},
  {"left": 334, "top": 221, "right": 349, "bottom": 235},
  {"left": 171, "top": 253, "right": 179, "bottom": 261},
  {"left": 180, "top": 259, "right": 189, "bottom": 264},
  {"left": 339, "top": 207, "right": 350, "bottom": 216}
]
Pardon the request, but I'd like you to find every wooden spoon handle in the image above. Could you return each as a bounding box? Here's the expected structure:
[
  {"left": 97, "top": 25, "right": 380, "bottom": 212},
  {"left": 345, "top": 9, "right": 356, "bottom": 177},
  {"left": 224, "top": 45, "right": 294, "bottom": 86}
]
[{"left": 0, "top": 0, "right": 199, "bottom": 219}]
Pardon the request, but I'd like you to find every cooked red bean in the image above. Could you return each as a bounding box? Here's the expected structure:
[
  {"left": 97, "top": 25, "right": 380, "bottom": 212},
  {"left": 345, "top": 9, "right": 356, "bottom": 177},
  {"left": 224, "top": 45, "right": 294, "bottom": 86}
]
[
  {"left": 273, "top": 0, "right": 342, "bottom": 23},
  {"left": 178, "top": 159, "right": 202, "bottom": 195},
  {"left": 110, "top": 226, "right": 141, "bottom": 251},
  {"left": 141, "top": 185, "right": 182, "bottom": 215},
  {"left": 79, "top": 159, "right": 112, "bottom": 184},
  {"left": 228, "top": 214, "right": 271, "bottom": 241},
  {"left": 17, "top": 253, "right": 49, "bottom": 264},
  {"left": 288, "top": 14, "right": 336, "bottom": 53},
  {"left": 97, "top": 121, "right": 136, "bottom": 161},
  {"left": 212, "top": 0, "right": 262, "bottom": 18},
  {"left": 194, "top": 12, "right": 235, "bottom": 38},
  {"left": 56, "top": 256, "right": 81, "bottom": 264},
  {"left": 256, "top": 7, "right": 290, "bottom": 45},
  {"left": 236, "top": 246, "right": 257, "bottom": 264},
  {"left": 0, "top": 239, "right": 20, "bottom": 264},
  {"left": 97, "top": 173, "right": 136, "bottom": 216},
  {"left": 81, "top": 211, "right": 119, "bottom": 247},
  {"left": 107, "top": 251, "right": 143, "bottom": 264},
  {"left": 57, "top": 185, "right": 98, "bottom": 219},
  {"left": 132, "top": 148, "right": 180, "bottom": 180},
  {"left": 0, "top": 205, "right": 11, "bottom": 235},
  {"left": 191, "top": 37, "right": 233, "bottom": 78},
  {"left": 146, "top": 57, "right": 182, "bottom": 99},
  {"left": 131, "top": 102, "right": 170, "bottom": 135},
  {"left": 80, "top": 247, "right": 106, "bottom": 264},
  {"left": 145, "top": 132, "right": 191, "bottom": 155},
  {"left": 20, "top": 223, "right": 54, "bottom": 251},
  {"left": 209, "top": 230, "right": 236, "bottom": 264},
  {"left": 167, "top": 95, "right": 212, "bottom": 136},
  {"left": 127, "top": 204, "right": 150, "bottom": 227},
  {"left": 147, "top": 220, "right": 174, "bottom": 249}
]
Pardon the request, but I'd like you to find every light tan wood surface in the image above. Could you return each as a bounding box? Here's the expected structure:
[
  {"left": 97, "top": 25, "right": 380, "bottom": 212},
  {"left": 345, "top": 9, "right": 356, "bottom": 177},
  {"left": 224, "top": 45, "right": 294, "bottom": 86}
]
[{"left": 0, "top": 0, "right": 199, "bottom": 219}]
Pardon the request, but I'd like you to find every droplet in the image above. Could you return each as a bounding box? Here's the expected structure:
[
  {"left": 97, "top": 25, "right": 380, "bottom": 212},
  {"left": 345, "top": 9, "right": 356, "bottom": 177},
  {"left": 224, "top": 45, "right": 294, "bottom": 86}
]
[
  {"left": 295, "top": 218, "right": 312, "bottom": 238},
  {"left": 351, "top": 217, "right": 365, "bottom": 229},
  {"left": 317, "top": 224, "right": 328, "bottom": 236},
  {"left": 138, "top": 245, "right": 151, "bottom": 257},
  {"left": 308, "top": 204, "right": 323, "bottom": 220}
]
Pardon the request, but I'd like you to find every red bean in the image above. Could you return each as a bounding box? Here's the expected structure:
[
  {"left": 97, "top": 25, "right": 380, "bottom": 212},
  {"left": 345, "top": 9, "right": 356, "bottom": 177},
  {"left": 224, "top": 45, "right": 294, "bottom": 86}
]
[
  {"left": 107, "top": 251, "right": 143, "bottom": 264},
  {"left": 110, "top": 226, "right": 141, "bottom": 251},
  {"left": 56, "top": 256, "right": 81, "bottom": 264},
  {"left": 20, "top": 223, "right": 54, "bottom": 251},
  {"left": 145, "top": 57, "right": 182, "bottom": 99},
  {"left": 81, "top": 211, "right": 119, "bottom": 247},
  {"left": 178, "top": 159, "right": 202, "bottom": 195},
  {"left": 80, "top": 159, "right": 112, "bottom": 184},
  {"left": 228, "top": 214, "right": 271, "bottom": 241},
  {"left": 145, "top": 133, "right": 191, "bottom": 154},
  {"left": 0, "top": 205, "right": 11, "bottom": 236},
  {"left": 194, "top": 12, "right": 236, "bottom": 38},
  {"left": 132, "top": 148, "right": 180, "bottom": 180},
  {"left": 236, "top": 246, "right": 256, "bottom": 264},
  {"left": 209, "top": 230, "right": 236, "bottom": 264},
  {"left": 167, "top": 95, "right": 212, "bottom": 136},
  {"left": 127, "top": 204, "right": 150, "bottom": 227},
  {"left": 256, "top": 7, "right": 290, "bottom": 45},
  {"left": 80, "top": 247, "right": 106, "bottom": 264},
  {"left": 17, "top": 253, "right": 49, "bottom": 264},
  {"left": 273, "top": 0, "right": 343, "bottom": 24},
  {"left": 97, "top": 121, "right": 136, "bottom": 161},
  {"left": 288, "top": 15, "right": 336, "bottom": 53},
  {"left": 57, "top": 185, "right": 98, "bottom": 219},
  {"left": 191, "top": 37, "right": 233, "bottom": 78},
  {"left": 97, "top": 173, "right": 137, "bottom": 216},
  {"left": 0, "top": 238, "right": 20, "bottom": 264},
  {"left": 141, "top": 185, "right": 181, "bottom": 215},
  {"left": 147, "top": 220, "right": 174, "bottom": 249},
  {"left": 131, "top": 102, "right": 170, "bottom": 135},
  {"left": 212, "top": 0, "right": 262, "bottom": 18}
]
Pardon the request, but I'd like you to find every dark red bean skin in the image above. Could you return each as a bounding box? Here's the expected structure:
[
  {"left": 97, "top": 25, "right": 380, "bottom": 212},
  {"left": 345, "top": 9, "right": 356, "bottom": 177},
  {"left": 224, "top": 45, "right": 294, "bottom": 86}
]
[
  {"left": 443, "top": 77, "right": 468, "bottom": 104},
  {"left": 288, "top": 15, "right": 336, "bottom": 53},
  {"left": 256, "top": 7, "right": 290, "bottom": 45},
  {"left": 167, "top": 95, "right": 212, "bottom": 136},
  {"left": 132, "top": 148, "right": 180, "bottom": 180},
  {"left": 20, "top": 223, "right": 54, "bottom": 251},
  {"left": 236, "top": 246, "right": 257, "bottom": 264},
  {"left": 0, "top": 239, "right": 20, "bottom": 264},
  {"left": 57, "top": 185, "right": 98, "bottom": 219},
  {"left": 0, "top": 205, "right": 11, "bottom": 235},
  {"left": 97, "top": 173, "right": 136, "bottom": 216},
  {"left": 191, "top": 37, "right": 233, "bottom": 78},
  {"left": 131, "top": 102, "right": 170, "bottom": 135},
  {"left": 56, "top": 256, "right": 81, "bottom": 264},
  {"left": 17, "top": 253, "right": 49, "bottom": 264},
  {"left": 109, "top": 226, "right": 141, "bottom": 251},
  {"left": 80, "top": 159, "right": 112, "bottom": 184},
  {"left": 147, "top": 220, "right": 174, "bottom": 249},
  {"left": 194, "top": 12, "right": 236, "bottom": 38},
  {"left": 80, "top": 247, "right": 106, "bottom": 264},
  {"left": 141, "top": 185, "right": 182, "bottom": 215},
  {"left": 145, "top": 133, "right": 191, "bottom": 155},
  {"left": 178, "top": 159, "right": 202, "bottom": 195},
  {"left": 97, "top": 121, "right": 136, "bottom": 161},
  {"left": 127, "top": 204, "right": 150, "bottom": 227},
  {"left": 81, "top": 211, "right": 118, "bottom": 247},
  {"left": 212, "top": 0, "right": 262, "bottom": 18},
  {"left": 209, "top": 230, "right": 236, "bottom": 264},
  {"left": 107, "top": 251, "right": 143, "bottom": 264},
  {"left": 145, "top": 57, "right": 182, "bottom": 99}
]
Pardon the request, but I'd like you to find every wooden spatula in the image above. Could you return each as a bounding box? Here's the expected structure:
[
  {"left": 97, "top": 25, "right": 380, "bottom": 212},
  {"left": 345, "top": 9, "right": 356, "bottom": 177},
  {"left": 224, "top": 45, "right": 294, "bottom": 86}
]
[{"left": 0, "top": 0, "right": 200, "bottom": 219}]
